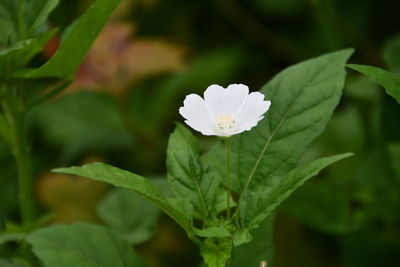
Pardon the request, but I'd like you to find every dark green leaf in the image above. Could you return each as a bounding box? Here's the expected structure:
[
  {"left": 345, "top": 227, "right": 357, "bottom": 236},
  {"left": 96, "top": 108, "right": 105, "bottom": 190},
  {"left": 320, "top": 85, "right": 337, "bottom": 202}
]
[
  {"left": 230, "top": 215, "right": 274, "bottom": 267},
  {"left": 53, "top": 163, "right": 194, "bottom": 236},
  {"left": 28, "top": 0, "right": 60, "bottom": 33},
  {"left": 167, "top": 124, "right": 220, "bottom": 220},
  {"left": 27, "top": 223, "right": 146, "bottom": 267},
  {"left": 0, "top": 258, "right": 29, "bottom": 267},
  {"left": 29, "top": 91, "right": 132, "bottom": 161},
  {"left": 240, "top": 153, "right": 352, "bottom": 230},
  {"left": 15, "top": 0, "right": 121, "bottom": 78},
  {"left": 97, "top": 188, "right": 160, "bottom": 245},
  {"left": 347, "top": 64, "right": 400, "bottom": 103}
]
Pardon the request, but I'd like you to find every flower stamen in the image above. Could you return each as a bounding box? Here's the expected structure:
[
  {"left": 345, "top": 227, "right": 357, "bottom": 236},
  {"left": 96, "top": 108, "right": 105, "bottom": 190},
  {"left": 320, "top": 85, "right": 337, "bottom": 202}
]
[{"left": 215, "top": 114, "right": 236, "bottom": 134}]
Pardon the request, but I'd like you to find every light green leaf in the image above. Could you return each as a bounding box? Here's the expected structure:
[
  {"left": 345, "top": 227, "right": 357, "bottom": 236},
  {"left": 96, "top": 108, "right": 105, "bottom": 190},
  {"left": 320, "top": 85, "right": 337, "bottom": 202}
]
[
  {"left": 194, "top": 227, "right": 231, "bottom": 238},
  {"left": 230, "top": 215, "right": 274, "bottom": 266},
  {"left": 0, "top": 232, "right": 25, "bottom": 245},
  {"left": 200, "top": 237, "right": 232, "bottom": 267},
  {"left": 27, "top": 223, "right": 146, "bottom": 267},
  {"left": 15, "top": 0, "right": 121, "bottom": 78},
  {"left": 97, "top": 188, "right": 159, "bottom": 245},
  {"left": 167, "top": 124, "right": 220, "bottom": 220},
  {"left": 53, "top": 162, "right": 194, "bottom": 236},
  {"left": 240, "top": 153, "right": 352, "bottom": 230},
  {"left": 347, "top": 64, "right": 400, "bottom": 103}
]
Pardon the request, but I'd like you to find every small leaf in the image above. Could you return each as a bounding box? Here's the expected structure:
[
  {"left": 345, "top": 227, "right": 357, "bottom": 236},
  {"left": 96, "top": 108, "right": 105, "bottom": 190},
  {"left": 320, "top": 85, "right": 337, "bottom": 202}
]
[
  {"left": 0, "top": 233, "right": 25, "bottom": 245},
  {"left": 193, "top": 227, "right": 231, "bottom": 238},
  {"left": 27, "top": 223, "right": 146, "bottom": 267},
  {"left": 53, "top": 163, "right": 193, "bottom": 235},
  {"left": 240, "top": 153, "right": 352, "bottom": 230},
  {"left": 347, "top": 64, "right": 400, "bottom": 103},
  {"left": 97, "top": 188, "right": 159, "bottom": 245},
  {"left": 15, "top": 0, "right": 121, "bottom": 78},
  {"left": 200, "top": 237, "right": 232, "bottom": 267},
  {"left": 230, "top": 215, "right": 275, "bottom": 266},
  {"left": 167, "top": 124, "right": 220, "bottom": 220},
  {"left": 28, "top": 0, "right": 60, "bottom": 33}
]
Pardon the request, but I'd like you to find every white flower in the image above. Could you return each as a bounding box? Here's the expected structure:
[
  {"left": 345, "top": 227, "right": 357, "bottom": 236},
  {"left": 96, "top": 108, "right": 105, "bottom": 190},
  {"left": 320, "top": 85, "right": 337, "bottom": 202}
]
[{"left": 179, "top": 84, "right": 271, "bottom": 137}]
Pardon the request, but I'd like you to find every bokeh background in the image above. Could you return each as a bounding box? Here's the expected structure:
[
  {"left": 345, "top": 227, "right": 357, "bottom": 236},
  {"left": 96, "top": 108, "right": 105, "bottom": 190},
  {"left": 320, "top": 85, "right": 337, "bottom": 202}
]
[{"left": 1, "top": 0, "right": 400, "bottom": 266}]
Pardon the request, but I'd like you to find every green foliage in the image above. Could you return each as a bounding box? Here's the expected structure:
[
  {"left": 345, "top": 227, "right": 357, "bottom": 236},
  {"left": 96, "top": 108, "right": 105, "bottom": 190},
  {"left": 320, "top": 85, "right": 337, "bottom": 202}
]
[
  {"left": 27, "top": 223, "right": 146, "bottom": 267},
  {"left": 200, "top": 237, "right": 232, "bottom": 267},
  {"left": 29, "top": 91, "right": 132, "bottom": 160},
  {"left": 347, "top": 64, "right": 400, "bottom": 103},
  {"left": 53, "top": 163, "right": 194, "bottom": 236},
  {"left": 55, "top": 49, "right": 353, "bottom": 266},
  {"left": 239, "top": 153, "right": 352, "bottom": 232},
  {"left": 384, "top": 35, "right": 400, "bottom": 72},
  {"left": 167, "top": 124, "right": 220, "bottom": 220},
  {"left": 14, "top": 0, "right": 121, "bottom": 78},
  {"left": 230, "top": 215, "right": 274, "bottom": 267},
  {"left": 0, "top": 258, "right": 29, "bottom": 267},
  {"left": 97, "top": 188, "right": 160, "bottom": 245}
]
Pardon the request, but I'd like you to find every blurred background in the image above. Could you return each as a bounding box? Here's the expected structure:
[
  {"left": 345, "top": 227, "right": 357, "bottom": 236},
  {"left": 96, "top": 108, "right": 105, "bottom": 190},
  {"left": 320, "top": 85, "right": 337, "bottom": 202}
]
[{"left": 1, "top": 0, "right": 400, "bottom": 266}]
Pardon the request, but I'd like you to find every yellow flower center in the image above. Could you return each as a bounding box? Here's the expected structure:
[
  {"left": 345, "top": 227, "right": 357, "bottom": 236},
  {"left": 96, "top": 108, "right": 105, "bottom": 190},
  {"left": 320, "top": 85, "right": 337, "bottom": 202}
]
[{"left": 215, "top": 115, "right": 235, "bottom": 132}]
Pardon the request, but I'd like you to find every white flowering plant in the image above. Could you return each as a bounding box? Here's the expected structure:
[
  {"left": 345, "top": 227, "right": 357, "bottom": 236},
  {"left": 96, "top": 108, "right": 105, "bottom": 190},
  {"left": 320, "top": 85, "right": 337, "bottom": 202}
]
[{"left": 55, "top": 49, "right": 354, "bottom": 267}]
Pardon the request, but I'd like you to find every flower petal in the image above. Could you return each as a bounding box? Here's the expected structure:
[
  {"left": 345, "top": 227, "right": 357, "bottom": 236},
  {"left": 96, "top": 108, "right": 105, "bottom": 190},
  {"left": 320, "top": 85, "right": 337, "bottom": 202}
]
[
  {"left": 235, "top": 92, "right": 271, "bottom": 131},
  {"left": 179, "top": 94, "right": 216, "bottom": 135},
  {"left": 204, "top": 84, "right": 249, "bottom": 116}
]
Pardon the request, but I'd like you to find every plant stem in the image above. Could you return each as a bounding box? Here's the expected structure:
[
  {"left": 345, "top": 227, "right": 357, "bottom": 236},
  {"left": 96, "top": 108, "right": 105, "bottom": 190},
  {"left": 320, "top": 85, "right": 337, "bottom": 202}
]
[
  {"left": 225, "top": 138, "right": 231, "bottom": 220},
  {"left": 11, "top": 112, "right": 35, "bottom": 225}
]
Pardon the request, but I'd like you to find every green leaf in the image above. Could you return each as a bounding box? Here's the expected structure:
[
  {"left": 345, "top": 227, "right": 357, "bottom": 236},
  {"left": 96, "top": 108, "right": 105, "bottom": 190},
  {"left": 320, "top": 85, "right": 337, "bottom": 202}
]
[
  {"left": 28, "top": 0, "right": 60, "bottom": 33},
  {"left": 167, "top": 124, "right": 220, "bottom": 220},
  {"left": 0, "top": 258, "right": 29, "bottom": 267},
  {"left": 193, "top": 227, "right": 231, "bottom": 238},
  {"left": 203, "top": 49, "right": 353, "bottom": 228},
  {"left": 97, "top": 188, "right": 160, "bottom": 245},
  {"left": 347, "top": 64, "right": 400, "bottom": 103},
  {"left": 53, "top": 162, "right": 194, "bottom": 236},
  {"left": 383, "top": 34, "right": 400, "bottom": 72},
  {"left": 230, "top": 215, "right": 274, "bottom": 266},
  {"left": 200, "top": 237, "right": 232, "bottom": 267},
  {"left": 27, "top": 223, "right": 146, "bottom": 267},
  {"left": 0, "top": 31, "right": 55, "bottom": 76},
  {"left": 240, "top": 153, "right": 352, "bottom": 230},
  {"left": 15, "top": 0, "right": 121, "bottom": 78},
  {"left": 29, "top": 91, "right": 132, "bottom": 161},
  {"left": 0, "top": 232, "right": 25, "bottom": 245}
]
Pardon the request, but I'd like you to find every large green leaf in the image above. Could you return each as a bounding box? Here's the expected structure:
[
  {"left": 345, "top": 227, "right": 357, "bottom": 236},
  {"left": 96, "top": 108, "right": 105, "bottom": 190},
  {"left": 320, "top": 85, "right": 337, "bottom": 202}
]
[
  {"left": 167, "top": 124, "right": 220, "bottom": 220},
  {"left": 97, "top": 188, "right": 160, "bottom": 245},
  {"left": 53, "top": 163, "right": 194, "bottom": 236},
  {"left": 204, "top": 49, "right": 352, "bottom": 214},
  {"left": 240, "top": 153, "right": 352, "bottom": 230},
  {"left": 347, "top": 64, "right": 400, "bottom": 103},
  {"left": 27, "top": 223, "right": 146, "bottom": 267},
  {"left": 15, "top": 0, "right": 121, "bottom": 78}
]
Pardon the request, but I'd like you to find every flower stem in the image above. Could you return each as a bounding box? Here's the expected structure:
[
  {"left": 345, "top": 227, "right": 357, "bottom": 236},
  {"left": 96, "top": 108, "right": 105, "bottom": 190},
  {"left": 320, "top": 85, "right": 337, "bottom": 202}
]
[{"left": 224, "top": 138, "right": 231, "bottom": 220}]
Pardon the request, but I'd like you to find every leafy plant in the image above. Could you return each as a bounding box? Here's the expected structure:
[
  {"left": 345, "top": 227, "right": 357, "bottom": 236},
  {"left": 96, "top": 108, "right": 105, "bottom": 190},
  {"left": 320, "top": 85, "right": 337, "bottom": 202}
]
[{"left": 55, "top": 49, "right": 354, "bottom": 266}]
